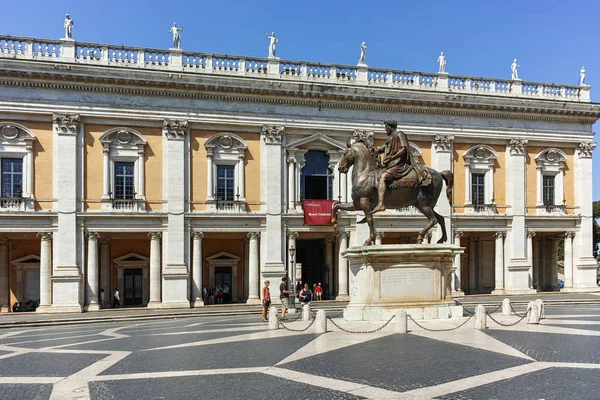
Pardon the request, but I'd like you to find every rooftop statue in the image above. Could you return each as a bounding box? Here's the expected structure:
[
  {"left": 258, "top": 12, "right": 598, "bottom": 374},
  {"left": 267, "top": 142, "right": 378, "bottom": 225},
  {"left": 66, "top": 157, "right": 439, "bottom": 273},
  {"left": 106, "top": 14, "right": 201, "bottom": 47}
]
[
  {"left": 169, "top": 22, "right": 184, "bottom": 50},
  {"left": 580, "top": 66, "right": 586, "bottom": 86},
  {"left": 437, "top": 52, "right": 446, "bottom": 73},
  {"left": 63, "top": 14, "right": 74, "bottom": 40},
  {"left": 332, "top": 120, "right": 453, "bottom": 246},
  {"left": 358, "top": 42, "right": 367, "bottom": 66},
  {"left": 266, "top": 32, "right": 279, "bottom": 59},
  {"left": 511, "top": 59, "right": 520, "bottom": 80}
]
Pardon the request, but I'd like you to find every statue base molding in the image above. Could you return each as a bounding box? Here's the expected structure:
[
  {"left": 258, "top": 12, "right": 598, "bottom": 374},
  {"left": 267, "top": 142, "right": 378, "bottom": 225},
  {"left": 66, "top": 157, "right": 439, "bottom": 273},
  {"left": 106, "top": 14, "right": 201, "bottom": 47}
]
[{"left": 342, "top": 244, "right": 464, "bottom": 322}]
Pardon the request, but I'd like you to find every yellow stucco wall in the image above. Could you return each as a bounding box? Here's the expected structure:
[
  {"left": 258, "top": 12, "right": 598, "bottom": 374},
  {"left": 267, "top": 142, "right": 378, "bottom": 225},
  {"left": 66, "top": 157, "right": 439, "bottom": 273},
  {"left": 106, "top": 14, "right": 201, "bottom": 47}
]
[
  {"left": 84, "top": 125, "right": 162, "bottom": 211},
  {"left": 191, "top": 130, "right": 261, "bottom": 212},
  {"left": 563, "top": 148, "right": 575, "bottom": 214}
]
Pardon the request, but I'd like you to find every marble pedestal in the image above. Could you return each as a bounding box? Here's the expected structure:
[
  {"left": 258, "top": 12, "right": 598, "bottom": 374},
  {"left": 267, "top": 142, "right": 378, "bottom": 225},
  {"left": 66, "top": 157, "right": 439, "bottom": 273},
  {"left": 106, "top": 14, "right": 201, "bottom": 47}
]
[
  {"left": 342, "top": 244, "right": 464, "bottom": 322},
  {"left": 160, "top": 265, "right": 190, "bottom": 309},
  {"left": 48, "top": 269, "right": 83, "bottom": 313}
]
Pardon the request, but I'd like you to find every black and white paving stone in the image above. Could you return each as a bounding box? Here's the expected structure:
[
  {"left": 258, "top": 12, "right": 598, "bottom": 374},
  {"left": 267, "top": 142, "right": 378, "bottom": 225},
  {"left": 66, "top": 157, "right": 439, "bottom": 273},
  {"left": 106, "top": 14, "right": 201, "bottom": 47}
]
[{"left": 0, "top": 305, "right": 599, "bottom": 399}]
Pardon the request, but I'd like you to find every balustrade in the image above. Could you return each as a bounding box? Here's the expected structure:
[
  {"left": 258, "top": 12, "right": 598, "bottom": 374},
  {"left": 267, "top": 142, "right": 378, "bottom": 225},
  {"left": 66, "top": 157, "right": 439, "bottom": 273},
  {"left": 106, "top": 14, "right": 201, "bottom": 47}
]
[
  {"left": 0, "top": 34, "right": 590, "bottom": 103},
  {"left": 0, "top": 197, "right": 23, "bottom": 211}
]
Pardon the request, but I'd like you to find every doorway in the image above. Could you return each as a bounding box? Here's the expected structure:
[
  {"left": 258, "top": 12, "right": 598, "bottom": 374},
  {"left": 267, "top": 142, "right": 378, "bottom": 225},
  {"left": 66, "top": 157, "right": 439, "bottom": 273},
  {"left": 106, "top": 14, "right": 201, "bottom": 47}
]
[
  {"left": 296, "top": 239, "right": 326, "bottom": 295},
  {"left": 215, "top": 266, "right": 232, "bottom": 303},
  {"left": 123, "top": 268, "right": 143, "bottom": 306}
]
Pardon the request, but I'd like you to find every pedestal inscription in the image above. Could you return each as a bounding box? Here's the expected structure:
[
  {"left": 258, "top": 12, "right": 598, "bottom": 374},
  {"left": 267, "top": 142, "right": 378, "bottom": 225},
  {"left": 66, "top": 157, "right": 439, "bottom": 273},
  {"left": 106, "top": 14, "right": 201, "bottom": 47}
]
[{"left": 380, "top": 268, "right": 433, "bottom": 299}]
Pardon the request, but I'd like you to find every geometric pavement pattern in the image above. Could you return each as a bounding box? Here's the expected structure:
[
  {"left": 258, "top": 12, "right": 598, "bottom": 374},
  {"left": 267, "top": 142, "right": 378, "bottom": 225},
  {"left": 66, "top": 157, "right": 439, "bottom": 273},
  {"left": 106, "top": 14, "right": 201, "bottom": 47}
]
[{"left": 0, "top": 304, "right": 599, "bottom": 399}]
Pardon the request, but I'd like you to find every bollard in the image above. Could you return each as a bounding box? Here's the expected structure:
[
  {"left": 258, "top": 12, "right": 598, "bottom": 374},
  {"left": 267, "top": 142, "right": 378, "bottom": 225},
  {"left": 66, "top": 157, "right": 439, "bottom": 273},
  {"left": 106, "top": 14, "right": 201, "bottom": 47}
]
[
  {"left": 395, "top": 310, "right": 408, "bottom": 334},
  {"left": 527, "top": 301, "right": 540, "bottom": 324},
  {"left": 535, "top": 299, "right": 545, "bottom": 319},
  {"left": 268, "top": 306, "right": 279, "bottom": 330},
  {"left": 502, "top": 298, "right": 511, "bottom": 316},
  {"left": 315, "top": 309, "right": 327, "bottom": 333},
  {"left": 474, "top": 305, "right": 487, "bottom": 330},
  {"left": 302, "top": 304, "right": 310, "bottom": 321}
]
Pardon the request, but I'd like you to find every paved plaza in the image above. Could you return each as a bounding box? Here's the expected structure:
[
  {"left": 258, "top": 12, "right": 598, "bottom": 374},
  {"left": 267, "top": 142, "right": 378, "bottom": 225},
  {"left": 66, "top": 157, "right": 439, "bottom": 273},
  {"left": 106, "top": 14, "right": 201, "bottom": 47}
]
[{"left": 0, "top": 304, "right": 599, "bottom": 399}]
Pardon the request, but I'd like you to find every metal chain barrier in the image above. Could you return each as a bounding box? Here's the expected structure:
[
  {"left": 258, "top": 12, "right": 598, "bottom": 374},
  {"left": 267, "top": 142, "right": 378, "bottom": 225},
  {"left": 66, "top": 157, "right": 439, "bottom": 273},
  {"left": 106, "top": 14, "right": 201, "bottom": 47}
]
[
  {"left": 284, "top": 310, "right": 304, "bottom": 322},
  {"left": 407, "top": 314, "right": 474, "bottom": 332},
  {"left": 327, "top": 315, "right": 396, "bottom": 334},
  {"left": 509, "top": 303, "right": 528, "bottom": 318},
  {"left": 278, "top": 316, "right": 317, "bottom": 332},
  {"left": 325, "top": 310, "right": 344, "bottom": 319},
  {"left": 487, "top": 309, "right": 530, "bottom": 327},
  {"left": 452, "top": 298, "right": 501, "bottom": 316}
]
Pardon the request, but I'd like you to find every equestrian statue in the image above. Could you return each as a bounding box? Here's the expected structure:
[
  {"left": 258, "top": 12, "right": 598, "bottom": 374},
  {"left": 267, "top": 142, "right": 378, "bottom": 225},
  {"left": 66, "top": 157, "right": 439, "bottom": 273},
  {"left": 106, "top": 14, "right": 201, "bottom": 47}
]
[{"left": 331, "top": 119, "right": 453, "bottom": 246}]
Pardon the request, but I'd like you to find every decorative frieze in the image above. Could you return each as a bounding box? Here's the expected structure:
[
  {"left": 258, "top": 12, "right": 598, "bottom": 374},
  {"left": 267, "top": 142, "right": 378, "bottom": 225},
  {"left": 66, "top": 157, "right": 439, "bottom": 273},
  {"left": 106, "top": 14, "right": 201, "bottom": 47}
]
[
  {"left": 52, "top": 113, "right": 80, "bottom": 135},
  {"left": 261, "top": 125, "right": 284, "bottom": 145},
  {"left": 509, "top": 138, "right": 528, "bottom": 155},
  {"left": 577, "top": 141, "right": 596, "bottom": 158},
  {"left": 163, "top": 120, "right": 188, "bottom": 139},
  {"left": 434, "top": 135, "right": 454, "bottom": 152}
]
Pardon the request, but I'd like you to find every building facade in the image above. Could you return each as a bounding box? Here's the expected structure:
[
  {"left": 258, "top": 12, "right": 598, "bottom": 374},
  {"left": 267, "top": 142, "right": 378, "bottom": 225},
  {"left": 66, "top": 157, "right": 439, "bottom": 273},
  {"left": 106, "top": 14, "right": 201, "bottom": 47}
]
[{"left": 0, "top": 33, "right": 598, "bottom": 312}]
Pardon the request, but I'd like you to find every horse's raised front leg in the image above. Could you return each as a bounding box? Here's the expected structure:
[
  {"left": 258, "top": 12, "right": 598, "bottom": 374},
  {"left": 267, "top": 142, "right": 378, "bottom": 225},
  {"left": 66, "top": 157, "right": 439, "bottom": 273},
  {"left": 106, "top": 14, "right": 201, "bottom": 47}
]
[
  {"left": 332, "top": 201, "right": 358, "bottom": 232},
  {"left": 359, "top": 197, "right": 376, "bottom": 246}
]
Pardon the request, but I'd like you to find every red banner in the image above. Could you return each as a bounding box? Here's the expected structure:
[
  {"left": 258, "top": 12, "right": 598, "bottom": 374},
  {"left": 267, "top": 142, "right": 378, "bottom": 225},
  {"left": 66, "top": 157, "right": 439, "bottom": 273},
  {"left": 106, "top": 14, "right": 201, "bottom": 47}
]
[{"left": 303, "top": 200, "right": 337, "bottom": 225}]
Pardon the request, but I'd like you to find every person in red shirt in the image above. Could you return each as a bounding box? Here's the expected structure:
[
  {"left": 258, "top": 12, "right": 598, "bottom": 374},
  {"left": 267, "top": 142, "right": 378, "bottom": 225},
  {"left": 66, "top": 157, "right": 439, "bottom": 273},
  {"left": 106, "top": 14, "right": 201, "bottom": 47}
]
[
  {"left": 261, "top": 280, "right": 271, "bottom": 322},
  {"left": 315, "top": 282, "right": 323, "bottom": 301}
]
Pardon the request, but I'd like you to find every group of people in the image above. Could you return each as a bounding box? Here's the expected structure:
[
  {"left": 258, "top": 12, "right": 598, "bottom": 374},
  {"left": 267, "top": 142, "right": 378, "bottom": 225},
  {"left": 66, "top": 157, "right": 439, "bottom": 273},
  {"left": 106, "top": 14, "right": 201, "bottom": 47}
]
[
  {"left": 202, "top": 284, "right": 230, "bottom": 305},
  {"left": 12, "top": 300, "right": 38, "bottom": 312},
  {"left": 261, "top": 277, "right": 323, "bottom": 321}
]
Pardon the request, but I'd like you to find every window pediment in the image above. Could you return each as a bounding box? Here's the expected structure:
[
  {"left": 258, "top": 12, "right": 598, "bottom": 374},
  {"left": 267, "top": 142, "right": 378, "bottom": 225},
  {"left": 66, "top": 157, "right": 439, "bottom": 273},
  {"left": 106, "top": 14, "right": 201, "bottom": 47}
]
[
  {"left": 287, "top": 133, "right": 346, "bottom": 152},
  {"left": 464, "top": 145, "right": 497, "bottom": 169},
  {"left": 205, "top": 133, "right": 247, "bottom": 157},
  {"left": 535, "top": 148, "right": 567, "bottom": 171},
  {"left": 0, "top": 123, "right": 36, "bottom": 146},
  {"left": 99, "top": 128, "right": 147, "bottom": 148},
  {"left": 206, "top": 251, "right": 241, "bottom": 266}
]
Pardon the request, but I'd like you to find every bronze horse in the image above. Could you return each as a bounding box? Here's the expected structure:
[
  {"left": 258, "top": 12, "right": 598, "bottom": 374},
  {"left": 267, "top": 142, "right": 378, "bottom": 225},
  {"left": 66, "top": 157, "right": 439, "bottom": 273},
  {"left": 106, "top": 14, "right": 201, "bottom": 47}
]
[{"left": 331, "top": 139, "right": 453, "bottom": 246}]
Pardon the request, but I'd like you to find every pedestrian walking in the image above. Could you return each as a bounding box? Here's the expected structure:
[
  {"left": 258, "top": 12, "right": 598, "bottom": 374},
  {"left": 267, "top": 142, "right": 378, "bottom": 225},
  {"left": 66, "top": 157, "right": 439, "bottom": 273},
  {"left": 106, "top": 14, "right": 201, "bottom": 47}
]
[
  {"left": 112, "top": 288, "right": 121, "bottom": 308},
  {"left": 315, "top": 282, "right": 323, "bottom": 301},
  {"left": 100, "top": 289, "right": 105, "bottom": 309},
  {"left": 299, "top": 283, "right": 313, "bottom": 305},
  {"left": 279, "top": 276, "right": 292, "bottom": 318},
  {"left": 261, "top": 280, "right": 271, "bottom": 322}
]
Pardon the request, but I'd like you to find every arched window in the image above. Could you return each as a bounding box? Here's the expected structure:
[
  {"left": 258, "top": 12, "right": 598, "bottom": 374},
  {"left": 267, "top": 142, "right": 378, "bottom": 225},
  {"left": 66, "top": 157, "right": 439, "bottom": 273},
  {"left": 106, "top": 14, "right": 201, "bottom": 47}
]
[
  {"left": 301, "top": 150, "right": 333, "bottom": 200},
  {"left": 535, "top": 148, "right": 567, "bottom": 214}
]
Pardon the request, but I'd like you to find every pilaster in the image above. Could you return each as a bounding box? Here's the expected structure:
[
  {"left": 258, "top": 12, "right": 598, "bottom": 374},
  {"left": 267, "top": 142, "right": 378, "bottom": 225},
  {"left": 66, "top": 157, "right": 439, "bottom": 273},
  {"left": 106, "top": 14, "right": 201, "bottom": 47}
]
[{"left": 161, "top": 120, "right": 190, "bottom": 308}]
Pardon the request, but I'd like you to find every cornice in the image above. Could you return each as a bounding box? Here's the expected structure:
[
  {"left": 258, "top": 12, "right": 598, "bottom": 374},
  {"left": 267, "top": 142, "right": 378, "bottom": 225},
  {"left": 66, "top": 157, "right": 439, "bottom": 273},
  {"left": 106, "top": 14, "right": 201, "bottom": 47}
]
[{"left": 0, "top": 66, "right": 599, "bottom": 124}]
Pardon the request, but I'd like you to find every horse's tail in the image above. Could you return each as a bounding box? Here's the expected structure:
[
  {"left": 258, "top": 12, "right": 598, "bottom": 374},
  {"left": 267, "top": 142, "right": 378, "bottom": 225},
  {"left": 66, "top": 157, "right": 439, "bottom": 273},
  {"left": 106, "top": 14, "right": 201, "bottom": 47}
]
[{"left": 440, "top": 170, "right": 453, "bottom": 206}]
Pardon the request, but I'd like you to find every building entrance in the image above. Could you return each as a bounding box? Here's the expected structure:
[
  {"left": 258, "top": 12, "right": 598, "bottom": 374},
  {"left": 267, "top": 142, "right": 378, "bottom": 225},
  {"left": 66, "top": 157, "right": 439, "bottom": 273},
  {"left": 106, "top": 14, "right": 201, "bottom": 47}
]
[
  {"left": 123, "top": 268, "right": 143, "bottom": 306},
  {"left": 215, "top": 267, "right": 232, "bottom": 303},
  {"left": 296, "top": 239, "right": 326, "bottom": 295}
]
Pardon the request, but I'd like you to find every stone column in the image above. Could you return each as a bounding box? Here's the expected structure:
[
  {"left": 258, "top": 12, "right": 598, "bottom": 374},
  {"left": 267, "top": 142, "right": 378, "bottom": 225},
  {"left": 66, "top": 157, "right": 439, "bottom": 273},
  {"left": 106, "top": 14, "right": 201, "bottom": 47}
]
[
  {"left": 191, "top": 232, "right": 204, "bottom": 307},
  {"left": 148, "top": 232, "right": 162, "bottom": 307},
  {"left": 492, "top": 232, "right": 505, "bottom": 294},
  {"left": 51, "top": 113, "right": 83, "bottom": 312},
  {"left": 375, "top": 232, "right": 385, "bottom": 246},
  {"left": 238, "top": 153, "right": 246, "bottom": 202},
  {"left": 336, "top": 232, "right": 350, "bottom": 300},
  {"left": 37, "top": 232, "right": 52, "bottom": 311},
  {"left": 260, "top": 126, "right": 286, "bottom": 280},
  {"left": 573, "top": 142, "right": 597, "bottom": 288},
  {"left": 325, "top": 236, "right": 335, "bottom": 298},
  {"left": 0, "top": 238, "right": 9, "bottom": 312},
  {"left": 162, "top": 120, "right": 190, "bottom": 308},
  {"left": 562, "top": 232, "right": 574, "bottom": 290},
  {"left": 137, "top": 148, "right": 145, "bottom": 199},
  {"left": 206, "top": 152, "right": 214, "bottom": 201},
  {"left": 247, "top": 232, "right": 261, "bottom": 304},
  {"left": 25, "top": 147, "right": 34, "bottom": 198},
  {"left": 102, "top": 146, "right": 110, "bottom": 199},
  {"left": 506, "top": 138, "right": 533, "bottom": 293},
  {"left": 287, "top": 155, "right": 296, "bottom": 212},
  {"left": 432, "top": 135, "right": 454, "bottom": 243},
  {"left": 527, "top": 230, "right": 535, "bottom": 288},
  {"left": 100, "top": 238, "right": 111, "bottom": 308},
  {"left": 468, "top": 237, "right": 477, "bottom": 293},
  {"left": 86, "top": 232, "right": 100, "bottom": 311},
  {"left": 452, "top": 231, "right": 463, "bottom": 295}
]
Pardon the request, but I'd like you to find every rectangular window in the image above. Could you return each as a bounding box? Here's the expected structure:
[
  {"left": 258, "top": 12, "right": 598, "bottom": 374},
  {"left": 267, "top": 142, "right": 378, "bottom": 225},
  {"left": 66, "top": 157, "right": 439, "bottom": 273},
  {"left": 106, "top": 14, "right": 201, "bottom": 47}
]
[
  {"left": 1, "top": 158, "right": 23, "bottom": 198},
  {"left": 543, "top": 175, "right": 555, "bottom": 206},
  {"left": 114, "top": 162, "right": 135, "bottom": 199},
  {"left": 471, "top": 173, "right": 485, "bottom": 205},
  {"left": 216, "top": 165, "right": 235, "bottom": 201}
]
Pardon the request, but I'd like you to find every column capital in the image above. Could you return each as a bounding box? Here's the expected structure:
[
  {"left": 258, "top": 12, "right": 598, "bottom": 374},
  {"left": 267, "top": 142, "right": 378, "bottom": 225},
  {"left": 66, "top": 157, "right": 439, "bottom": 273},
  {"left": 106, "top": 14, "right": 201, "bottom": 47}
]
[
  {"left": 434, "top": 134, "right": 454, "bottom": 152},
  {"left": 52, "top": 113, "right": 80, "bottom": 136},
  {"left": 454, "top": 231, "right": 463, "bottom": 238},
  {"left": 191, "top": 231, "right": 204, "bottom": 240},
  {"left": 375, "top": 231, "right": 385, "bottom": 239},
  {"left": 148, "top": 232, "right": 162, "bottom": 240},
  {"left": 287, "top": 231, "right": 299, "bottom": 240},
  {"left": 37, "top": 232, "right": 53, "bottom": 241},
  {"left": 287, "top": 155, "right": 297, "bottom": 164},
  {"left": 564, "top": 231, "right": 575, "bottom": 239},
  {"left": 577, "top": 141, "right": 596, "bottom": 158},
  {"left": 495, "top": 231, "right": 506, "bottom": 239},
  {"left": 325, "top": 235, "right": 337, "bottom": 244},
  {"left": 509, "top": 138, "right": 528, "bottom": 156},
  {"left": 163, "top": 119, "right": 188, "bottom": 140},
  {"left": 261, "top": 125, "right": 285, "bottom": 145},
  {"left": 527, "top": 230, "right": 536, "bottom": 238},
  {"left": 85, "top": 232, "right": 100, "bottom": 241},
  {"left": 247, "top": 232, "right": 261, "bottom": 240}
]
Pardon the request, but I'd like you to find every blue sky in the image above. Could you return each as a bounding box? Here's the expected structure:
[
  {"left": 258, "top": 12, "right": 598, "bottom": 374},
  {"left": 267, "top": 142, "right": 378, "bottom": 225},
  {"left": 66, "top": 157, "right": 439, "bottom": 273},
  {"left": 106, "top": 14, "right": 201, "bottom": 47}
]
[{"left": 3, "top": 0, "right": 599, "bottom": 199}]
